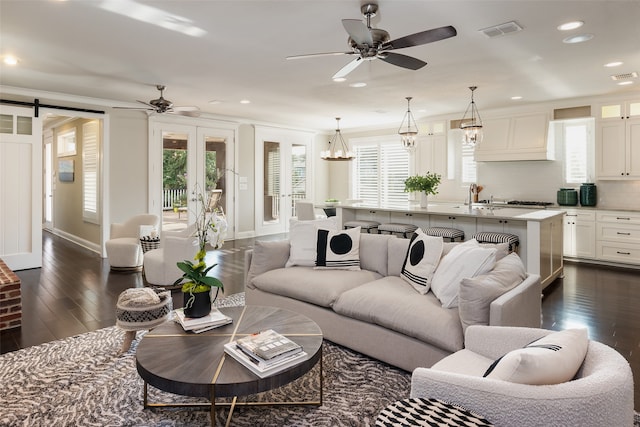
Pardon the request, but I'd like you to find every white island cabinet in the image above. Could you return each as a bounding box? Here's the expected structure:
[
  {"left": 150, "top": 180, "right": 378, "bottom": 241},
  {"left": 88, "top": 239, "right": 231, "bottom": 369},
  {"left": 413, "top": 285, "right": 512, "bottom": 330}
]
[{"left": 338, "top": 203, "right": 565, "bottom": 289}]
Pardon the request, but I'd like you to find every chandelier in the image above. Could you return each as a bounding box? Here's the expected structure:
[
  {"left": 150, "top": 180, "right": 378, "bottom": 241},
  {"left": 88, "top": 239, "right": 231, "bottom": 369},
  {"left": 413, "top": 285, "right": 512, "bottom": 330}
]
[
  {"left": 398, "top": 97, "right": 418, "bottom": 150},
  {"left": 460, "top": 86, "right": 483, "bottom": 146},
  {"left": 320, "top": 117, "right": 355, "bottom": 161}
]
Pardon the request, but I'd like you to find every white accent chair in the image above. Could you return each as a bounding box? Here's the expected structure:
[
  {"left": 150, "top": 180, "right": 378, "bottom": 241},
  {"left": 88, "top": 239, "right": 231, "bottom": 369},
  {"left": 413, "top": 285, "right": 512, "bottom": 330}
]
[
  {"left": 295, "top": 201, "right": 324, "bottom": 220},
  {"left": 143, "top": 224, "right": 198, "bottom": 287},
  {"left": 410, "top": 325, "right": 634, "bottom": 427},
  {"left": 105, "top": 214, "right": 159, "bottom": 272}
]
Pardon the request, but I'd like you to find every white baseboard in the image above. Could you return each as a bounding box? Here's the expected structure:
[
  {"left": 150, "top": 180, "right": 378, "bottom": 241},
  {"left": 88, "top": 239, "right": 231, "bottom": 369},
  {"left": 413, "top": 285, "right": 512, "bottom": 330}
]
[{"left": 48, "top": 228, "right": 102, "bottom": 255}]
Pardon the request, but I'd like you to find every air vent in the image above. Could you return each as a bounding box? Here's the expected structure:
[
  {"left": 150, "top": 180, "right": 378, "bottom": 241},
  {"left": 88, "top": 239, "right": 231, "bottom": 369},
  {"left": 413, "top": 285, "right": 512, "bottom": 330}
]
[
  {"left": 479, "top": 21, "right": 523, "bottom": 38},
  {"left": 610, "top": 72, "right": 638, "bottom": 81}
]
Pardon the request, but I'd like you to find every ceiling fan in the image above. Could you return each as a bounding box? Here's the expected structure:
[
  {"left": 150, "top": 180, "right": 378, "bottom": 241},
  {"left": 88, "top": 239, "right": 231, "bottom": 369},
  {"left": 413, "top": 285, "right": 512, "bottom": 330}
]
[
  {"left": 287, "top": 3, "right": 457, "bottom": 79},
  {"left": 115, "top": 85, "right": 200, "bottom": 117}
]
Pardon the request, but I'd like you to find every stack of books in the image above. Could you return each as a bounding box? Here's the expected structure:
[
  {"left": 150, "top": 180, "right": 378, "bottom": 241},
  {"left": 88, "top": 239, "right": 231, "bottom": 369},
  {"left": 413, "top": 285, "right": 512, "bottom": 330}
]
[
  {"left": 174, "top": 307, "right": 232, "bottom": 333},
  {"left": 224, "top": 329, "right": 306, "bottom": 378}
]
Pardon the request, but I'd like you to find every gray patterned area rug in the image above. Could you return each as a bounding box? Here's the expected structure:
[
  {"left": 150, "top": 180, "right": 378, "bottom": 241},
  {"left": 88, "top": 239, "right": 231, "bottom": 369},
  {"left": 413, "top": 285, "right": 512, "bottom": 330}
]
[{"left": 0, "top": 293, "right": 412, "bottom": 427}]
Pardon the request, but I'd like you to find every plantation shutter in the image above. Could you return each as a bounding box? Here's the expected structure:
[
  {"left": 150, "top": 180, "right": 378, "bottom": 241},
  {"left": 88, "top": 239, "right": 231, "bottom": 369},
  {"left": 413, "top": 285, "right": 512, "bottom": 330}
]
[
  {"left": 380, "top": 143, "right": 409, "bottom": 205},
  {"left": 461, "top": 143, "right": 477, "bottom": 184},
  {"left": 353, "top": 139, "right": 410, "bottom": 205},
  {"left": 82, "top": 120, "right": 99, "bottom": 222},
  {"left": 354, "top": 144, "right": 379, "bottom": 203},
  {"left": 564, "top": 122, "right": 588, "bottom": 183}
]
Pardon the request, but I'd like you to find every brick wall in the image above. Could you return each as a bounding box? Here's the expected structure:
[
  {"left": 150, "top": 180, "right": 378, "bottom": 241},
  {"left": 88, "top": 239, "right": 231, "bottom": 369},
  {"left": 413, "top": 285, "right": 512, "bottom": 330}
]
[{"left": 0, "top": 258, "right": 21, "bottom": 330}]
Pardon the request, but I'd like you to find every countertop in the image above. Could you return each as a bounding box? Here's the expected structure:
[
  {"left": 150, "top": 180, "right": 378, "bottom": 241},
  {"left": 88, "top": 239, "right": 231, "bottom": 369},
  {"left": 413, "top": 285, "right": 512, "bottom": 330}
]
[{"left": 338, "top": 202, "right": 565, "bottom": 221}]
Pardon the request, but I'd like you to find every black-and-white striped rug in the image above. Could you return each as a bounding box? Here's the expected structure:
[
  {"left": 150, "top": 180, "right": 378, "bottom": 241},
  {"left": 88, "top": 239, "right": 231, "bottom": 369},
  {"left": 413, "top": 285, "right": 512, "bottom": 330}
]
[{"left": 0, "top": 293, "right": 411, "bottom": 426}]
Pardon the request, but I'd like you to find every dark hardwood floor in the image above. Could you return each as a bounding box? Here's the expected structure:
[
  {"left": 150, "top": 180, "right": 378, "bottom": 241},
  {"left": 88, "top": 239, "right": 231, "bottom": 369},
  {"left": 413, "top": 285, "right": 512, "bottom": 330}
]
[{"left": 2, "top": 231, "right": 638, "bottom": 410}]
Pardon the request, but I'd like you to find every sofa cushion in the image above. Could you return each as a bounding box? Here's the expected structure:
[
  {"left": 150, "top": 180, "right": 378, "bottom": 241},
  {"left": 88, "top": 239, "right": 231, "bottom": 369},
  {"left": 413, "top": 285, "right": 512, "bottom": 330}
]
[
  {"left": 246, "top": 240, "right": 291, "bottom": 287},
  {"left": 359, "top": 233, "right": 394, "bottom": 276},
  {"left": 250, "top": 266, "right": 382, "bottom": 308},
  {"left": 431, "top": 241, "right": 496, "bottom": 309},
  {"left": 333, "top": 276, "right": 464, "bottom": 353},
  {"left": 388, "top": 238, "right": 411, "bottom": 276},
  {"left": 484, "top": 328, "right": 589, "bottom": 385},
  {"left": 458, "top": 253, "right": 527, "bottom": 331},
  {"left": 286, "top": 217, "right": 338, "bottom": 267},
  {"left": 400, "top": 230, "right": 443, "bottom": 294},
  {"left": 315, "top": 227, "right": 361, "bottom": 270}
]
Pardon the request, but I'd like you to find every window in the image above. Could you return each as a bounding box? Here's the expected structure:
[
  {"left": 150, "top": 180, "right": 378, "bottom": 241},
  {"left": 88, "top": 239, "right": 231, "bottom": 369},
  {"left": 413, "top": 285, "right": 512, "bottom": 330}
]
[
  {"left": 82, "top": 120, "right": 99, "bottom": 223},
  {"left": 351, "top": 136, "right": 410, "bottom": 205},
  {"left": 447, "top": 129, "right": 477, "bottom": 184},
  {"left": 57, "top": 129, "right": 76, "bottom": 156},
  {"left": 550, "top": 118, "right": 594, "bottom": 184}
]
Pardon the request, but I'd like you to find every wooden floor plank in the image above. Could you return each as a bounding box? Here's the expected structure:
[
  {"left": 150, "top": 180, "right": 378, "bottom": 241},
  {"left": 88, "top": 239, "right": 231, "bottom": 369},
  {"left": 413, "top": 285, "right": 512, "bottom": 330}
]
[{"left": 1, "top": 231, "right": 638, "bottom": 410}]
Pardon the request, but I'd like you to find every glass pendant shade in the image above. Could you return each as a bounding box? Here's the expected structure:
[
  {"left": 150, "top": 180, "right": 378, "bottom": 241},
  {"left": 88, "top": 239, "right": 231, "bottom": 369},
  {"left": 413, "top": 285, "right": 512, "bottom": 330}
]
[
  {"left": 460, "top": 86, "right": 483, "bottom": 146},
  {"left": 321, "top": 117, "right": 355, "bottom": 161},
  {"left": 398, "top": 97, "right": 418, "bottom": 151}
]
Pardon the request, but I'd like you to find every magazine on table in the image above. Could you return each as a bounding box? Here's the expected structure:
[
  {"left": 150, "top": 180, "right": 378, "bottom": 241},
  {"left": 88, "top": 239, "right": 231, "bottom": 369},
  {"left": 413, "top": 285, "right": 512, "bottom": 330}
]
[
  {"left": 173, "top": 307, "right": 232, "bottom": 332},
  {"left": 223, "top": 342, "right": 307, "bottom": 378},
  {"left": 235, "top": 329, "right": 302, "bottom": 360}
]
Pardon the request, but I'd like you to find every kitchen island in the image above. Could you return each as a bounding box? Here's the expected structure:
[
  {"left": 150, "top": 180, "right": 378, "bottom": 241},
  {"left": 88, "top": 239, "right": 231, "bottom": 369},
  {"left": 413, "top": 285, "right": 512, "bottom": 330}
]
[{"left": 337, "top": 203, "right": 565, "bottom": 289}]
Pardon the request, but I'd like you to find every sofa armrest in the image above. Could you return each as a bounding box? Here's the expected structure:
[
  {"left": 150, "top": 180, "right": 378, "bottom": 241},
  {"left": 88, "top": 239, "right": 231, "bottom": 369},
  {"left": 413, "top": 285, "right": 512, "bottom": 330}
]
[
  {"left": 489, "top": 273, "right": 541, "bottom": 328},
  {"left": 244, "top": 249, "right": 254, "bottom": 289}
]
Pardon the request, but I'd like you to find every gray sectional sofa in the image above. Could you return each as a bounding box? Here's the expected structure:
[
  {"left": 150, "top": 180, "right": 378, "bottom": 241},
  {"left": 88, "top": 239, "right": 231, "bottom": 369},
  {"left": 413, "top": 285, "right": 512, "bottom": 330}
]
[{"left": 244, "top": 233, "right": 542, "bottom": 372}]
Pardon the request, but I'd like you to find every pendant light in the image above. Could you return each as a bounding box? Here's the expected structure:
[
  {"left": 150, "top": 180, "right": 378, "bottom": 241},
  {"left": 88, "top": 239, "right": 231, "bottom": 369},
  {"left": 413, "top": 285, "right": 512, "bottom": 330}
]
[
  {"left": 398, "top": 97, "right": 418, "bottom": 151},
  {"left": 460, "top": 86, "right": 483, "bottom": 146},
  {"left": 321, "top": 117, "right": 355, "bottom": 161}
]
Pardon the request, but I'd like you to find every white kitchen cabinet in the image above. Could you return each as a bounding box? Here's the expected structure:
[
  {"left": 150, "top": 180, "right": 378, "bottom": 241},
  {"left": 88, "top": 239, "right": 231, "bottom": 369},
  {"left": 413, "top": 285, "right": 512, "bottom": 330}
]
[
  {"left": 529, "top": 214, "right": 564, "bottom": 289},
  {"left": 418, "top": 121, "right": 447, "bottom": 177},
  {"left": 562, "top": 210, "right": 596, "bottom": 258},
  {"left": 595, "top": 210, "right": 640, "bottom": 265},
  {"left": 596, "top": 100, "right": 640, "bottom": 179},
  {"left": 474, "top": 112, "right": 552, "bottom": 161}
]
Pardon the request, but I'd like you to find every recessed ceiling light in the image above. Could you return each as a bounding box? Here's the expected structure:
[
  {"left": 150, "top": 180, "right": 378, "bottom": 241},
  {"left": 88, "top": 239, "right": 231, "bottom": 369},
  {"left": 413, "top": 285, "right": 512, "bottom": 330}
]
[
  {"left": 618, "top": 81, "right": 633, "bottom": 86},
  {"left": 349, "top": 82, "right": 367, "bottom": 88},
  {"left": 557, "top": 21, "right": 584, "bottom": 31},
  {"left": 511, "top": 96, "right": 523, "bottom": 100},
  {"left": 333, "top": 77, "right": 346, "bottom": 83},
  {"left": 563, "top": 34, "right": 593, "bottom": 44},
  {"left": 239, "top": 99, "right": 251, "bottom": 104},
  {"left": 605, "top": 61, "right": 623, "bottom": 68},
  {"left": 3, "top": 55, "right": 19, "bottom": 65}
]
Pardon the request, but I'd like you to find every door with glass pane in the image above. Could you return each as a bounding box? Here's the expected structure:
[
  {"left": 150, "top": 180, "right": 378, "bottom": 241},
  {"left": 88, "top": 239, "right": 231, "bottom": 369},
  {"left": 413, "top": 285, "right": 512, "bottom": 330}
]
[
  {"left": 0, "top": 105, "right": 43, "bottom": 270},
  {"left": 255, "top": 126, "right": 312, "bottom": 235}
]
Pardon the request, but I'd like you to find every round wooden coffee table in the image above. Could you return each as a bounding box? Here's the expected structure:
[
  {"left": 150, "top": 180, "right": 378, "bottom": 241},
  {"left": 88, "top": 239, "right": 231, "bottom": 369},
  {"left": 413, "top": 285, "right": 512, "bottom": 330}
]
[{"left": 136, "top": 305, "right": 323, "bottom": 426}]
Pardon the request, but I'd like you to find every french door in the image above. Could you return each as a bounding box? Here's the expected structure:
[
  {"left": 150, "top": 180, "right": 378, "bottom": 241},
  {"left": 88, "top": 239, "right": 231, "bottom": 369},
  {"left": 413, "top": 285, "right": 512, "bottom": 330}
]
[
  {"left": 0, "top": 105, "right": 43, "bottom": 270},
  {"left": 255, "top": 126, "right": 313, "bottom": 235},
  {"left": 149, "top": 120, "right": 235, "bottom": 238}
]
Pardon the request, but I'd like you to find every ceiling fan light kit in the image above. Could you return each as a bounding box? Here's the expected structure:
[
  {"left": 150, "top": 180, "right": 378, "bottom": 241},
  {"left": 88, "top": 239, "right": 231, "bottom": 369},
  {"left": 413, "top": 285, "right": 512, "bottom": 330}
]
[
  {"left": 398, "top": 97, "right": 418, "bottom": 151},
  {"left": 321, "top": 118, "right": 355, "bottom": 161},
  {"left": 460, "top": 86, "right": 484, "bottom": 146}
]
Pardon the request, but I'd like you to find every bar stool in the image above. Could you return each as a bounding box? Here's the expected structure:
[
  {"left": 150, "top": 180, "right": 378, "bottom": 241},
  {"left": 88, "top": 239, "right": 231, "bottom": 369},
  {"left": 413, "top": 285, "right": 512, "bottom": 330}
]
[
  {"left": 378, "top": 223, "right": 418, "bottom": 238},
  {"left": 344, "top": 220, "right": 380, "bottom": 233},
  {"left": 473, "top": 231, "right": 520, "bottom": 253},
  {"left": 423, "top": 227, "right": 465, "bottom": 242}
]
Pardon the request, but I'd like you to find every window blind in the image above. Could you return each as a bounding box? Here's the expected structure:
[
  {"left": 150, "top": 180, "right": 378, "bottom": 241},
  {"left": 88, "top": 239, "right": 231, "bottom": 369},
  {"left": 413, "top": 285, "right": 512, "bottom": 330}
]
[{"left": 82, "top": 120, "right": 99, "bottom": 223}]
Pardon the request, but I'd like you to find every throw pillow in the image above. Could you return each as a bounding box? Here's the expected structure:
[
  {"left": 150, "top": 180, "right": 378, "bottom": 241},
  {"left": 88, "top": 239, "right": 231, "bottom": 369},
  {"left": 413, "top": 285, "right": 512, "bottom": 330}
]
[
  {"left": 400, "top": 229, "right": 444, "bottom": 294},
  {"left": 315, "top": 227, "right": 361, "bottom": 270},
  {"left": 247, "top": 240, "right": 291, "bottom": 286},
  {"left": 484, "top": 328, "right": 589, "bottom": 385},
  {"left": 458, "top": 253, "right": 527, "bottom": 331},
  {"left": 286, "top": 217, "right": 338, "bottom": 267},
  {"left": 430, "top": 242, "right": 496, "bottom": 308}
]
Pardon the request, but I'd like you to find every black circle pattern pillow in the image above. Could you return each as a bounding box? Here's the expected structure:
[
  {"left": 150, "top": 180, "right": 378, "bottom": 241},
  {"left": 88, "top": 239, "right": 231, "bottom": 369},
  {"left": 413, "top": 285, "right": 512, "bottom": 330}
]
[{"left": 315, "top": 227, "right": 361, "bottom": 270}]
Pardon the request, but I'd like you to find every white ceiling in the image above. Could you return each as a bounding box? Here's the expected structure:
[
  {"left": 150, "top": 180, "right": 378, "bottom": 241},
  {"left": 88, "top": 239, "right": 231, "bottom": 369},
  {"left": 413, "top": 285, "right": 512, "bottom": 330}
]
[{"left": 1, "top": 0, "right": 639, "bottom": 132}]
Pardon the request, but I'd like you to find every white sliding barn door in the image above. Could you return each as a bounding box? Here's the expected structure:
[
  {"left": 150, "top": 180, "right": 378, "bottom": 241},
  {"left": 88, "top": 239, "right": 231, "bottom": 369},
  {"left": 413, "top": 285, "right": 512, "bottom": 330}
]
[{"left": 0, "top": 105, "right": 43, "bottom": 270}]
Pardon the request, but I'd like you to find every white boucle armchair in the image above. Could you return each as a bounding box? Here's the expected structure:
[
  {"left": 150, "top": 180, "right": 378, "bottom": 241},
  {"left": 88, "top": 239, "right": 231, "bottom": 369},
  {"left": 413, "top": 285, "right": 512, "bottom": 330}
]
[
  {"left": 143, "top": 224, "right": 198, "bottom": 287},
  {"left": 105, "top": 214, "right": 159, "bottom": 271},
  {"left": 410, "top": 325, "right": 634, "bottom": 427}
]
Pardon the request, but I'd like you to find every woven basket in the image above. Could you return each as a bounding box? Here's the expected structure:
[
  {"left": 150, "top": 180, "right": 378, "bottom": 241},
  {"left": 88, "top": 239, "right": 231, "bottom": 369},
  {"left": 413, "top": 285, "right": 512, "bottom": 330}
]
[{"left": 139, "top": 237, "right": 160, "bottom": 253}]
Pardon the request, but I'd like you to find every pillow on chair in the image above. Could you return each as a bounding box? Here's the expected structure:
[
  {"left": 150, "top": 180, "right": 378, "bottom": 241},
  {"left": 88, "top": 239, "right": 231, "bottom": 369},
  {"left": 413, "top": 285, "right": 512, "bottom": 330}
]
[{"left": 483, "top": 328, "right": 589, "bottom": 385}]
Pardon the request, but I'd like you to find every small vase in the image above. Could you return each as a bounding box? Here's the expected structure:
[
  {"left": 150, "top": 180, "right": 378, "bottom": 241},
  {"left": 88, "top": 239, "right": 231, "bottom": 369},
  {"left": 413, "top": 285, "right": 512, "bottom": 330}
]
[
  {"left": 183, "top": 289, "right": 211, "bottom": 318},
  {"left": 420, "top": 193, "right": 428, "bottom": 208}
]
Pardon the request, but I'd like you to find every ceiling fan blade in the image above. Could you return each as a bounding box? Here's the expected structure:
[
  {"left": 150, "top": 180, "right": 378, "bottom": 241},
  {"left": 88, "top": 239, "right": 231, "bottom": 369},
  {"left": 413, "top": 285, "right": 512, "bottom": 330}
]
[
  {"left": 378, "top": 52, "right": 427, "bottom": 70},
  {"left": 286, "top": 51, "right": 352, "bottom": 60},
  {"left": 342, "top": 19, "right": 373, "bottom": 46},
  {"left": 332, "top": 57, "right": 364, "bottom": 79},
  {"left": 173, "top": 106, "right": 200, "bottom": 112},
  {"left": 382, "top": 25, "right": 457, "bottom": 50},
  {"left": 136, "top": 100, "right": 156, "bottom": 108},
  {"left": 112, "top": 106, "right": 153, "bottom": 111},
  {"left": 170, "top": 109, "right": 201, "bottom": 117}
]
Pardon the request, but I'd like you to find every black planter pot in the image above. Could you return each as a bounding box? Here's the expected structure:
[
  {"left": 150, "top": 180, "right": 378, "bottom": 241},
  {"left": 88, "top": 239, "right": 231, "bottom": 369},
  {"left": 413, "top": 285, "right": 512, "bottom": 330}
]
[{"left": 183, "top": 289, "right": 211, "bottom": 318}]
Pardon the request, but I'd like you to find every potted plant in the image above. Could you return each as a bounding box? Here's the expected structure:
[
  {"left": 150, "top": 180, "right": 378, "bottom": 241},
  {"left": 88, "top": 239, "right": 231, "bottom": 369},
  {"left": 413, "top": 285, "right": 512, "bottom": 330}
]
[
  {"left": 404, "top": 172, "right": 441, "bottom": 208},
  {"left": 173, "top": 186, "right": 228, "bottom": 318}
]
